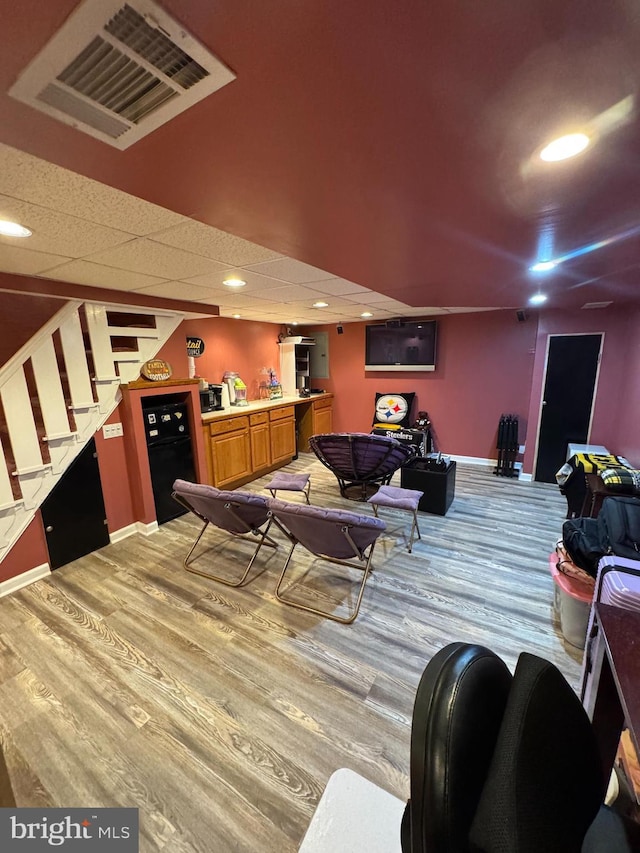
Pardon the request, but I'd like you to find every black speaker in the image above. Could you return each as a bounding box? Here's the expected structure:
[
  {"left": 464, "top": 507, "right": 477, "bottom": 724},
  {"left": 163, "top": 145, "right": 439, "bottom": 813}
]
[
  {"left": 516, "top": 309, "right": 528, "bottom": 322},
  {"left": 336, "top": 325, "right": 344, "bottom": 335}
]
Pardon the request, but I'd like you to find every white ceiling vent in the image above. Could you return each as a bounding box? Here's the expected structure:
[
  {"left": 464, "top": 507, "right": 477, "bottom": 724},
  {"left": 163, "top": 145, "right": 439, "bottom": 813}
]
[
  {"left": 8, "top": 0, "right": 236, "bottom": 149},
  {"left": 581, "top": 301, "right": 613, "bottom": 309}
]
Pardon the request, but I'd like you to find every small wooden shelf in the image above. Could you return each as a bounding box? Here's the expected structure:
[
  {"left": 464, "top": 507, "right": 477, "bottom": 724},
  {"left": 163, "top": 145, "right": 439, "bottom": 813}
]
[{"left": 123, "top": 378, "right": 200, "bottom": 390}]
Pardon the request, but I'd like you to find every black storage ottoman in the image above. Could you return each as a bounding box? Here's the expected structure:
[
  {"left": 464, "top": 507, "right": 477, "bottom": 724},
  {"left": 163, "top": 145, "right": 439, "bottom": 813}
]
[{"left": 400, "top": 459, "right": 456, "bottom": 516}]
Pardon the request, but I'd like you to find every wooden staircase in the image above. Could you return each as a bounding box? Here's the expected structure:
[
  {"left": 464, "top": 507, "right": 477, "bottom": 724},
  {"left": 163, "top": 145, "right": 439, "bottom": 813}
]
[{"left": 0, "top": 300, "right": 183, "bottom": 563}]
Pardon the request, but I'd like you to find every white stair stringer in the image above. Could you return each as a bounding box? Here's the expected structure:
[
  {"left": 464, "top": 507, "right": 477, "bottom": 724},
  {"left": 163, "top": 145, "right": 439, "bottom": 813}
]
[{"left": 0, "top": 300, "right": 184, "bottom": 564}]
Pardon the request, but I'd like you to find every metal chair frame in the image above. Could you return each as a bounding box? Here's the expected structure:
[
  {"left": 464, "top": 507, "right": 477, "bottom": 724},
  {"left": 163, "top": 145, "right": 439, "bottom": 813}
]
[
  {"left": 269, "top": 514, "right": 380, "bottom": 624},
  {"left": 172, "top": 491, "right": 278, "bottom": 587}
]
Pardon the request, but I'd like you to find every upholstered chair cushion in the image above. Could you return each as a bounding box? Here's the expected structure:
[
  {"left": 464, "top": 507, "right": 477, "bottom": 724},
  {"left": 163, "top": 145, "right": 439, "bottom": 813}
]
[{"left": 469, "top": 652, "right": 605, "bottom": 853}]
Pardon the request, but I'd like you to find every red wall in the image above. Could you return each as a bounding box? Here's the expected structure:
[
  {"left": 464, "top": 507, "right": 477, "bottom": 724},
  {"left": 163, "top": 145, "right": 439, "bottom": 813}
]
[
  {"left": 157, "top": 316, "right": 283, "bottom": 399},
  {"left": 306, "top": 311, "right": 538, "bottom": 459},
  {"left": 0, "top": 290, "right": 64, "bottom": 367},
  {"left": 0, "top": 517, "right": 48, "bottom": 583},
  {"left": 95, "top": 408, "right": 136, "bottom": 533},
  {"left": 612, "top": 307, "right": 640, "bottom": 467}
]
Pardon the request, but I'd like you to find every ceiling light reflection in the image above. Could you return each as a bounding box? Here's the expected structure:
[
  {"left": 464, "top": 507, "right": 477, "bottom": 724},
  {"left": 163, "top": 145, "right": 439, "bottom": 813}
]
[
  {"left": 540, "top": 133, "right": 590, "bottom": 162},
  {"left": 0, "top": 219, "right": 32, "bottom": 237}
]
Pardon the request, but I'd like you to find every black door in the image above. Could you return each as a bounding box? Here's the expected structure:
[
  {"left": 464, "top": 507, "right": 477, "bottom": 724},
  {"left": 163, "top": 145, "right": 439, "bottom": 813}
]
[
  {"left": 534, "top": 334, "right": 602, "bottom": 483},
  {"left": 41, "top": 438, "right": 110, "bottom": 569}
]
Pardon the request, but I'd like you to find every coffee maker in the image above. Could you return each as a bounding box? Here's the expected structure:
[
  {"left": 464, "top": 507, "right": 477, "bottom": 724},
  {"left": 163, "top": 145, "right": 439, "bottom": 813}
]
[{"left": 199, "top": 384, "right": 224, "bottom": 413}]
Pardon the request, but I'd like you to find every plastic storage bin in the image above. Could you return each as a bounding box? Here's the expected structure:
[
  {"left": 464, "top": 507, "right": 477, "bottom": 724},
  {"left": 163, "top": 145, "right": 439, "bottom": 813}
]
[{"left": 550, "top": 557, "right": 593, "bottom": 649}]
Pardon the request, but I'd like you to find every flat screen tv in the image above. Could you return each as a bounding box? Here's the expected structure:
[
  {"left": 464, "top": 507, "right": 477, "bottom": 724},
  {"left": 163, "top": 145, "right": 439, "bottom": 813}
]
[{"left": 365, "top": 320, "right": 437, "bottom": 372}]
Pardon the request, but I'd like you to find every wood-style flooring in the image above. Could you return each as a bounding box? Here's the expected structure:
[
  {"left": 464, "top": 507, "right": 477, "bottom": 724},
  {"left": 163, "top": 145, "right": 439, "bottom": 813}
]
[{"left": 0, "top": 459, "right": 581, "bottom": 852}]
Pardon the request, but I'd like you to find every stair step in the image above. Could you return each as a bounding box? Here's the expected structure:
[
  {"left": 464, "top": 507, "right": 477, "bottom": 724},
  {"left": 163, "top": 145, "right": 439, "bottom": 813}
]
[
  {"left": 69, "top": 402, "right": 99, "bottom": 410},
  {"left": 0, "top": 498, "right": 24, "bottom": 513},
  {"left": 109, "top": 326, "right": 159, "bottom": 338},
  {"left": 12, "top": 463, "right": 53, "bottom": 477},
  {"left": 42, "top": 431, "right": 78, "bottom": 442}
]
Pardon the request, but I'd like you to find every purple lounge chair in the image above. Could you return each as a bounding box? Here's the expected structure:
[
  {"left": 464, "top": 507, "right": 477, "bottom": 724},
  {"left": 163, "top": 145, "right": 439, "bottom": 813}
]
[
  {"left": 309, "top": 432, "right": 416, "bottom": 500},
  {"left": 267, "top": 498, "right": 386, "bottom": 624},
  {"left": 172, "top": 479, "right": 278, "bottom": 586}
]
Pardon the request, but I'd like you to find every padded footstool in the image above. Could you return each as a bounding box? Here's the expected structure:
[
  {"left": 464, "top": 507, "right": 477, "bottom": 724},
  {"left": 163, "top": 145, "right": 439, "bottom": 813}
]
[
  {"left": 264, "top": 472, "right": 311, "bottom": 503},
  {"left": 367, "top": 484, "right": 424, "bottom": 552}
]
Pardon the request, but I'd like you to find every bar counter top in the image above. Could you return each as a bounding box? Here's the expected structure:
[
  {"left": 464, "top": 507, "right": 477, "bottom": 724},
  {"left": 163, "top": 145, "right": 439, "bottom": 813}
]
[{"left": 200, "top": 392, "right": 332, "bottom": 423}]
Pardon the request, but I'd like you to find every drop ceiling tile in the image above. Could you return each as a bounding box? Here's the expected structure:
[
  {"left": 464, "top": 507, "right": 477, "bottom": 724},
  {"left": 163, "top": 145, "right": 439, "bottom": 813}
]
[
  {"left": 0, "top": 143, "right": 187, "bottom": 235},
  {"left": 149, "top": 220, "right": 283, "bottom": 266},
  {"left": 305, "top": 278, "right": 372, "bottom": 296},
  {"left": 359, "top": 294, "right": 409, "bottom": 307},
  {"left": 264, "top": 284, "right": 336, "bottom": 303},
  {"left": 40, "top": 259, "right": 169, "bottom": 291},
  {"left": 87, "top": 239, "right": 227, "bottom": 279},
  {"left": 183, "top": 268, "right": 299, "bottom": 294},
  {"left": 133, "top": 280, "right": 214, "bottom": 300},
  {"left": 196, "top": 292, "right": 272, "bottom": 308},
  {"left": 0, "top": 195, "right": 134, "bottom": 257},
  {"left": 0, "top": 243, "right": 72, "bottom": 275},
  {"left": 244, "top": 257, "right": 337, "bottom": 283},
  {"left": 220, "top": 309, "right": 281, "bottom": 322}
]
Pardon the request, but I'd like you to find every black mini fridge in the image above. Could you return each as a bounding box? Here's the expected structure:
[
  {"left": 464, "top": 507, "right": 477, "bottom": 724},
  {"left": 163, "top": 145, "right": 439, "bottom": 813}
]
[{"left": 143, "top": 397, "right": 196, "bottom": 524}]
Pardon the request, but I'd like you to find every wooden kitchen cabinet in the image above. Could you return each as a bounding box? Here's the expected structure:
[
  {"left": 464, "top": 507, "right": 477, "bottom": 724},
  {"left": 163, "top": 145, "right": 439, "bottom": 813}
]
[
  {"left": 297, "top": 394, "right": 333, "bottom": 452},
  {"left": 250, "top": 412, "right": 271, "bottom": 472},
  {"left": 270, "top": 406, "right": 296, "bottom": 464},
  {"left": 205, "top": 416, "right": 252, "bottom": 488},
  {"left": 202, "top": 395, "right": 332, "bottom": 489},
  {"left": 312, "top": 395, "right": 333, "bottom": 435}
]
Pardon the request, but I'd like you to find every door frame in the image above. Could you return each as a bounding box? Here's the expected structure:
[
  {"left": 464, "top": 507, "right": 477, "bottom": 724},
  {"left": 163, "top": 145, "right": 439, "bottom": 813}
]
[{"left": 532, "top": 331, "right": 604, "bottom": 479}]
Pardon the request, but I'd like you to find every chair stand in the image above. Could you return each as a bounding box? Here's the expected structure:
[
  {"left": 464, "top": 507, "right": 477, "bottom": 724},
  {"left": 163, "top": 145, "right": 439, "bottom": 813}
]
[
  {"left": 273, "top": 525, "right": 378, "bottom": 624},
  {"left": 367, "top": 485, "right": 424, "bottom": 553},
  {"left": 264, "top": 471, "right": 311, "bottom": 503},
  {"left": 182, "top": 517, "right": 278, "bottom": 587},
  {"left": 173, "top": 491, "right": 278, "bottom": 587}
]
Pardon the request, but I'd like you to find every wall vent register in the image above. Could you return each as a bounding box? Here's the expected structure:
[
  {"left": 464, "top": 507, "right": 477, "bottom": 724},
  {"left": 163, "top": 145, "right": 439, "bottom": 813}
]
[{"left": 9, "top": 0, "right": 236, "bottom": 149}]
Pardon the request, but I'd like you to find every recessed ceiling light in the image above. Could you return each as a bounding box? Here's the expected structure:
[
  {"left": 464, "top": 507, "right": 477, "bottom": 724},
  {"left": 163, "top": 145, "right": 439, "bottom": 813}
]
[
  {"left": 313, "top": 301, "right": 329, "bottom": 308},
  {"left": 540, "top": 133, "right": 590, "bottom": 162},
  {"left": 232, "top": 314, "right": 241, "bottom": 319},
  {"left": 529, "top": 293, "right": 547, "bottom": 306},
  {"left": 0, "top": 219, "right": 32, "bottom": 238},
  {"left": 290, "top": 321, "right": 298, "bottom": 326},
  {"left": 529, "top": 260, "right": 557, "bottom": 272},
  {"left": 361, "top": 311, "right": 373, "bottom": 318},
  {"left": 223, "top": 278, "right": 246, "bottom": 288}
]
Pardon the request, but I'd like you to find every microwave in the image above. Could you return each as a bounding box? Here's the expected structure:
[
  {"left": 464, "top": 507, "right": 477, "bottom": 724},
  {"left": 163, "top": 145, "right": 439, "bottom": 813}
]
[{"left": 200, "top": 384, "right": 223, "bottom": 413}]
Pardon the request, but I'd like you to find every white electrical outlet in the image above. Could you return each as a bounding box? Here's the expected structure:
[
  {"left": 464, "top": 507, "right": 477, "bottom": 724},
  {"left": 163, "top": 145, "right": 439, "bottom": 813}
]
[{"left": 102, "top": 423, "right": 124, "bottom": 439}]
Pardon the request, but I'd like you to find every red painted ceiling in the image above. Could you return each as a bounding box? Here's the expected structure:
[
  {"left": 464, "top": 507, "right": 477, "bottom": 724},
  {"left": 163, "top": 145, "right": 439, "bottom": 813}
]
[{"left": 2, "top": 0, "right": 640, "bottom": 310}]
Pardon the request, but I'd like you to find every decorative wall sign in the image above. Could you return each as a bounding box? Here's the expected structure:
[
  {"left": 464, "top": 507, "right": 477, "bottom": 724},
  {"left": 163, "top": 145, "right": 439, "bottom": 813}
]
[
  {"left": 141, "top": 359, "right": 172, "bottom": 381},
  {"left": 186, "top": 336, "right": 205, "bottom": 357}
]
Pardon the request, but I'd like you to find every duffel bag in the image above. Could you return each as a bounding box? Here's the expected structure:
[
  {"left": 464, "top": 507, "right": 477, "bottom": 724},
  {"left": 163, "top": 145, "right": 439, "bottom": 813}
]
[
  {"left": 561, "top": 516, "right": 608, "bottom": 578},
  {"left": 599, "top": 495, "right": 640, "bottom": 562}
]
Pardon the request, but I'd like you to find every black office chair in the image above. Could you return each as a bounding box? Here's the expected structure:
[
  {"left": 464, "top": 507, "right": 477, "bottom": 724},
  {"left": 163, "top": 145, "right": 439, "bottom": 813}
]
[{"left": 402, "top": 643, "right": 640, "bottom": 853}]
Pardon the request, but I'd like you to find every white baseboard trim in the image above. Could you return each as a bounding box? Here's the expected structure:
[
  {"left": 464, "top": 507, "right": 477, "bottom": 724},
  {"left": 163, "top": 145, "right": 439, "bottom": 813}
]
[
  {"left": 0, "top": 562, "right": 51, "bottom": 598},
  {"left": 109, "top": 520, "right": 159, "bottom": 543},
  {"left": 449, "top": 454, "right": 497, "bottom": 467},
  {"left": 448, "top": 454, "right": 533, "bottom": 482}
]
